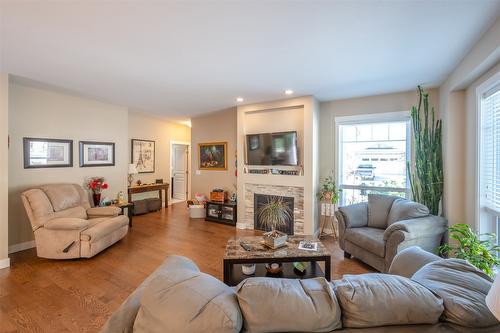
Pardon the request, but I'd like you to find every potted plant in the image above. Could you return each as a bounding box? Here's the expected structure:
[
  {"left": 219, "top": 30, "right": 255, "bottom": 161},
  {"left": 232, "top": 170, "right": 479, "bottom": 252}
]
[
  {"left": 318, "top": 175, "right": 341, "bottom": 204},
  {"left": 87, "top": 177, "right": 109, "bottom": 207},
  {"left": 437, "top": 223, "right": 500, "bottom": 277},
  {"left": 257, "top": 196, "right": 293, "bottom": 249}
]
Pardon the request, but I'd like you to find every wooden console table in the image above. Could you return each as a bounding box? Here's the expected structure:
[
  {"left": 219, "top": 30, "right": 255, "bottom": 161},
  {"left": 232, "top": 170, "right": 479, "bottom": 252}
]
[{"left": 128, "top": 183, "right": 170, "bottom": 207}]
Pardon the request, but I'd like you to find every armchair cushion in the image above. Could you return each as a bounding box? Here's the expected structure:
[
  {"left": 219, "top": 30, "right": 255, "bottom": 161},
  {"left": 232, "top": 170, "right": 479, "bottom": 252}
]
[
  {"left": 80, "top": 215, "right": 128, "bottom": 241},
  {"left": 412, "top": 259, "right": 498, "bottom": 328},
  {"left": 339, "top": 202, "right": 368, "bottom": 228},
  {"left": 87, "top": 206, "right": 121, "bottom": 218},
  {"left": 44, "top": 217, "right": 90, "bottom": 230},
  {"left": 367, "top": 194, "right": 398, "bottom": 229},
  {"left": 388, "top": 246, "right": 442, "bottom": 278},
  {"left": 383, "top": 216, "right": 447, "bottom": 241},
  {"left": 40, "top": 184, "right": 82, "bottom": 212},
  {"left": 345, "top": 227, "right": 385, "bottom": 257},
  {"left": 388, "top": 198, "right": 429, "bottom": 225}
]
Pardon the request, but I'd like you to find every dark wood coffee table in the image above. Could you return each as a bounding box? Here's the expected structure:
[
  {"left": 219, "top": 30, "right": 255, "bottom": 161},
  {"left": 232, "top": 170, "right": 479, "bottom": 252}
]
[{"left": 223, "top": 235, "right": 331, "bottom": 286}]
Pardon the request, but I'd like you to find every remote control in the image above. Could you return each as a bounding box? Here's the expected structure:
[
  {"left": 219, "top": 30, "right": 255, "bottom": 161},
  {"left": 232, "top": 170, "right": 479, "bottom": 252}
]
[{"left": 240, "top": 242, "right": 252, "bottom": 251}]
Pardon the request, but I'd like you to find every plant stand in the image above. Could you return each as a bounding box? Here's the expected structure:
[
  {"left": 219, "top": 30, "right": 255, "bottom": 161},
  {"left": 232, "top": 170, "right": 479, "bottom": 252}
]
[{"left": 319, "top": 202, "right": 338, "bottom": 240}]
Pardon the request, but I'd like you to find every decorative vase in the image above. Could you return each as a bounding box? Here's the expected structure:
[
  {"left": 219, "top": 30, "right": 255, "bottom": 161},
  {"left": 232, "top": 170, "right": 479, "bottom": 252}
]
[
  {"left": 93, "top": 193, "right": 101, "bottom": 207},
  {"left": 242, "top": 264, "right": 256, "bottom": 275}
]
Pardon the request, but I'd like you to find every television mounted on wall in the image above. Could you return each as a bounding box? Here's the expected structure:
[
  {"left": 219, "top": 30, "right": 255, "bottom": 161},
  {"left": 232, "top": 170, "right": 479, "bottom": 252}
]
[{"left": 246, "top": 131, "right": 298, "bottom": 166}]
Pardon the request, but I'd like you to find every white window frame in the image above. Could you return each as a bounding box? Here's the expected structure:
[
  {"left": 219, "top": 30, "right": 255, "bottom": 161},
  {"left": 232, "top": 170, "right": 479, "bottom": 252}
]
[
  {"left": 335, "top": 111, "right": 412, "bottom": 205},
  {"left": 476, "top": 70, "right": 500, "bottom": 236}
]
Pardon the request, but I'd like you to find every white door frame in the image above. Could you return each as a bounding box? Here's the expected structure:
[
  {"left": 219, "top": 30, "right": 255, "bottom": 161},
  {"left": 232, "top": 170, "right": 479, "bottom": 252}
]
[{"left": 170, "top": 140, "right": 191, "bottom": 204}]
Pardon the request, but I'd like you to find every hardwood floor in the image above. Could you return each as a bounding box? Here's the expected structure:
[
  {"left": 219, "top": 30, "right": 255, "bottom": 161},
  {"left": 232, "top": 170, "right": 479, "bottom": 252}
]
[{"left": 0, "top": 203, "right": 373, "bottom": 333}]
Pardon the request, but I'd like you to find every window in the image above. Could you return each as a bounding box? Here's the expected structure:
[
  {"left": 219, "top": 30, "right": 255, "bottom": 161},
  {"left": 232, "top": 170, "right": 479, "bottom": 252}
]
[
  {"left": 336, "top": 113, "right": 411, "bottom": 206},
  {"left": 479, "top": 80, "right": 500, "bottom": 242}
]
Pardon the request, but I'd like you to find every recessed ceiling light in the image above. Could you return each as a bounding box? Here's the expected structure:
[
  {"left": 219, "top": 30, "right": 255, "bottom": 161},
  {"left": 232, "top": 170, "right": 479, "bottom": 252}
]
[
  {"left": 236, "top": 97, "right": 244, "bottom": 102},
  {"left": 285, "top": 89, "right": 294, "bottom": 95}
]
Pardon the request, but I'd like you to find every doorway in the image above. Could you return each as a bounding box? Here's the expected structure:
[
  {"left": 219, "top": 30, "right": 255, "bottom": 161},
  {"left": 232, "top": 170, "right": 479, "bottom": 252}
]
[{"left": 171, "top": 142, "right": 190, "bottom": 204}]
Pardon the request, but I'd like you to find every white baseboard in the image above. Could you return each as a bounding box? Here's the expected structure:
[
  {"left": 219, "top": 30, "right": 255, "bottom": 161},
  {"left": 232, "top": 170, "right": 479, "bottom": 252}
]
[
  {"left": 8, "top": 240, "right": 36, "bottom": 254},
  {"left": 236, "top": 223, "right": 247, "bottom": 230},
  {"left": 0, "top": 258, "right": 10, "bottom": 269}
]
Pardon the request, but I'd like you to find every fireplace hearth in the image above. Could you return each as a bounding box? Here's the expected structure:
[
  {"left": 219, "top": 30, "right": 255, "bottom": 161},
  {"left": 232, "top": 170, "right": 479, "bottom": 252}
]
[{"left": 254, "top": 194, "right": 294, "bottom": 235}]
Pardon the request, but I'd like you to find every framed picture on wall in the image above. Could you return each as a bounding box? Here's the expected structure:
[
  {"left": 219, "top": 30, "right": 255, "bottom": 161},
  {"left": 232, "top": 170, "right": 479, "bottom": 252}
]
[
  {"left": 79, "top": 141, "right": 115, "bottom": 167},
  {"left": 131, "top": 139, "right": 155, "bottom": 173},
  {"left": 198, "top": 142, "right": 227, "bottom": 170},
  {"left": 23, "top": 137, "right": 73, "bottom": 169}
]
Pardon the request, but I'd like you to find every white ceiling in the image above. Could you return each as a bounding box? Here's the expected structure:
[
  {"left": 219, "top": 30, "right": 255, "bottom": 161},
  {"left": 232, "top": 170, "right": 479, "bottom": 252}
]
[{"left": 1, "top": 1, "right": 499, "bottom": 119}]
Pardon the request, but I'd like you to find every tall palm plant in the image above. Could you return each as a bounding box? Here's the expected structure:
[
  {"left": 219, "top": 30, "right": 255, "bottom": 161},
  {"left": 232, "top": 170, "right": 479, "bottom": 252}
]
[{"left": 407, "top": 86, "right": 443, "bottom": 215}]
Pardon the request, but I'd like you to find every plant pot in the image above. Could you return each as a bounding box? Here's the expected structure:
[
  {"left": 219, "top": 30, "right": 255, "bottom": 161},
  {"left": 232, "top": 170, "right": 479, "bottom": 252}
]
[
  {"left": 92, "top": 193, "right": 101, "bottom": 207},
  {"left": 263, "top": 230, "right": 288, "bottom": 249},
  {"left": 242, "top": 264, "right": 256, "bottom": 275}
]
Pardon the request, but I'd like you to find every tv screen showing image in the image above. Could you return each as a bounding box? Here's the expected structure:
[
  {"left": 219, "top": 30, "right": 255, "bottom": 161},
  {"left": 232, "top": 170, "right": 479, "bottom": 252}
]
[{"left": 246, "top": 131, "right": 298, "bottom": 166}]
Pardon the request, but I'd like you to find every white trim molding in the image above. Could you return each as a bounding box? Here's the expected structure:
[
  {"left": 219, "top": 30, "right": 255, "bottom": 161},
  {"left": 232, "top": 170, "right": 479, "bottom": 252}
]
[
  {"left": 8, "top": 240, "right": 36, "bottom": 254},
  {"left": 0, "top": 258, "right": 10, "bottom": 269}
]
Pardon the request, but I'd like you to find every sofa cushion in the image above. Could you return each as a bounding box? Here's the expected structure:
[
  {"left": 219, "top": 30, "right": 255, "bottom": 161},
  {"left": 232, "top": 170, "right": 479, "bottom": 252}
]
[
  {"left": 387, "top": 198, "right": 429, "bottom": 225},
  {"left": 339, "top": 202, "right": 368, "bottom": 228},
  {"left": 21, "top": 189, "right": 55, "bottom": 227},
  {"left": 80, "top": 215, "right": 128, "bottom": 242},
  {"left": 367, "top": 194, "right": 398, "bottom": 229},
  {"left": 133, "top": 269, "right": 242, "bottom": 333},
  {"left": 412, "top": 259, "right": 499, "bottom": 327},
  {"left": 54, "top": 206, "right": 88, "bottom": 220},
  {"left": 334, "top": 273, "right": 443, "bottom": 328},
  {"left": 345, "top": 227, "right": 385, "bottom": 257},
  {"left": 236, "top": 277, "right": 341, "bottom": 332},
  {"left": 41, "top": 184, "right": 81, "bottom": 212},
  {"left": 388, "top": 246, "right": 441, "bottom": 278}
]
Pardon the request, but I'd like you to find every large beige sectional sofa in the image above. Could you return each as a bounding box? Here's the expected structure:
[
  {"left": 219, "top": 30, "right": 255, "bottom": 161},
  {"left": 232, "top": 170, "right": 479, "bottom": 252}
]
[
  {"left": 101, "top": 247, "right": 500, "bottom": 333},
  {"left": 21, "top": 183, "right": 129, "bottom": 259}
]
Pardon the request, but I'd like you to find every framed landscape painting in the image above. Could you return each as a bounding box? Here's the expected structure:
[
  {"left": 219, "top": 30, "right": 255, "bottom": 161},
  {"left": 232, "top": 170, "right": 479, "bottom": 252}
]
[
  {"left": 198, "top": 142, "right": 227, "bottom": 170},
  {"left": 131, "top": 139, "right": 155, "bottom": 173},
  {"left": 79, "top": 141, "right": 115, "bottom": 167},
  {"left": 23, "top": 137, "right": 73, "bottom": 169}
]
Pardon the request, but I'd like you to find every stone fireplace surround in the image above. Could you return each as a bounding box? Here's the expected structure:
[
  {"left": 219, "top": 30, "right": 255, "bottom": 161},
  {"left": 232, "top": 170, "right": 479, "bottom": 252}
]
[{"left": 243, "top": 183, "right": 304, "bottom": 234}]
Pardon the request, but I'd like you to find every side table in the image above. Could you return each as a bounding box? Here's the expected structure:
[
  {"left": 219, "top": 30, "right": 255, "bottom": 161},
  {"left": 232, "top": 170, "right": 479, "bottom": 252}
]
[{"left": 113, "top": 202, "right": 135, "bottom": 227}]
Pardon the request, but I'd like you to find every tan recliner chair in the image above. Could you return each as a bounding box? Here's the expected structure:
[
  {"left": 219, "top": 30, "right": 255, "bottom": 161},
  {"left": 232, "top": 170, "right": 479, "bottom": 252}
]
[{"left": 21, "top": 183, "right": 129, "bottom": 259}]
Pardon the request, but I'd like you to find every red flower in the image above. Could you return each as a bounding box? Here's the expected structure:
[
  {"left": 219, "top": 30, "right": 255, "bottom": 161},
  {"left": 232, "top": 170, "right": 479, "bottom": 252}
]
[{"left": 102, "top": 183, "right": 109, "bottom": 190}]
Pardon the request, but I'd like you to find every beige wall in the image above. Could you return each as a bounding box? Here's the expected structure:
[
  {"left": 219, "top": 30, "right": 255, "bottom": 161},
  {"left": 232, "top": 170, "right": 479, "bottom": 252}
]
[
  {"left": 0, "top": 74, "right": 9, "bottom": 268},
  {"left": 319, "top": 89, "right": 439, "bottom": 180},
  {"left": 439, "top": 17, "right": 500, "bottom": 229},
  {"left": 8, "top": 83, "right": 129, "bottom": 247},
  {"left": 128, "top": 112, "right": 191, "bottom": 201},
  {"left": 190, "top": 107, "right": 237, "bottom": 197}
]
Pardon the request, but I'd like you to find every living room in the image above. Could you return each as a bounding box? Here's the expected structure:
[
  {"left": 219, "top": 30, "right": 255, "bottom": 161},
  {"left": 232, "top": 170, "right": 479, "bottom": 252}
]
[{"left": 1, "top": 1, "right": 500, "bottom": 332}]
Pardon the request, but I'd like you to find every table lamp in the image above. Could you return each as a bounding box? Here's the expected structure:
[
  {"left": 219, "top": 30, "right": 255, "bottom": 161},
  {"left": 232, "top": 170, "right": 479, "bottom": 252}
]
[
  {"left": 128, "top": 164, "right": 138, "bottom": 187},
  {"left": 486, "top": 274, "right": 500, "bottom": 320}
]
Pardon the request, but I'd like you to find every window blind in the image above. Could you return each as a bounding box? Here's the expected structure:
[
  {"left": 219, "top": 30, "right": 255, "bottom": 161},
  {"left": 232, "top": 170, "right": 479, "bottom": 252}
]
[{"left": 481, "top": 85, "right": 500, "bottom": 215}]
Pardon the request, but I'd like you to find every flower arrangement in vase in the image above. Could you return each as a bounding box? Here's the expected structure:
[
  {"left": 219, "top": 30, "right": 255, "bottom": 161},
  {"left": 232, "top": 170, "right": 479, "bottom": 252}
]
[{"left": 87, "top": 177, "right": 109, "bottom": 206}]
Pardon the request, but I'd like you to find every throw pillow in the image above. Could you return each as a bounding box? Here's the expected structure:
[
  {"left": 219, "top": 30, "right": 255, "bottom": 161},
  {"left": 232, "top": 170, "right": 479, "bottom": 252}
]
[
  {"left": 412, "top": 259, "right": 499, "bottom": 327},
  {"left": 339, "top": 202, "right": 368, "bottom": 228},
  {"left": 387, "top": 198, "right": 429, "bottom": 225},
  {"left": 133, "top": 269, "right": 242, "bottom": 333},
  {"left": 334, "top": 273, "right": 443, "bottom": 328},
  {"left": 236, "top": 277, "right": 342, "bottom": 332},
  {"left": 367, "top": 194, "right": 398, "bottom": 229}
]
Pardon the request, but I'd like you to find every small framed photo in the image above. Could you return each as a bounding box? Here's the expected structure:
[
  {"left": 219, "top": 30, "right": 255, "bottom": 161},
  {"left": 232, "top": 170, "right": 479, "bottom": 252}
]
[
  {"left": 23, "top": 137, "right": 73, "bottom": 169},
  {"left": 131, "top": 139, "right": 155, "bottom": 173},
  {"left": 198, "top": 142, "right": 227, "bottom": 170},
  {"left": 79, "top": 141, "right": 115, "bottom": 167}
]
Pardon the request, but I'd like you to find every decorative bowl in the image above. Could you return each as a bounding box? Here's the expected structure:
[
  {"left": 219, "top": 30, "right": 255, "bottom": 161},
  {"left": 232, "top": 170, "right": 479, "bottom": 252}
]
[{"left": 263, "top": 230, "right": 288, "bottom": 249}]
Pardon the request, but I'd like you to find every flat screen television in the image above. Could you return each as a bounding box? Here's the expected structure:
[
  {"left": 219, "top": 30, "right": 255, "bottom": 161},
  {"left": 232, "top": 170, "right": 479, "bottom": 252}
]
[{"left": 246, "top": 131, "right": 298, "bottom": 166}]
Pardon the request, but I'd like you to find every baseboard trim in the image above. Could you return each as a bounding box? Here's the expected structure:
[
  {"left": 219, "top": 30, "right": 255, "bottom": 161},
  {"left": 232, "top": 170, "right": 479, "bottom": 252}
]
[
  {"left": 236, "top": 223, "right": 247, "bottom": 230},
  {"left": 9, "top": 240, "right": 36, "bottom": 254},
  {"left": 0, "top": 258, "right": 10, "bottom": 269}
]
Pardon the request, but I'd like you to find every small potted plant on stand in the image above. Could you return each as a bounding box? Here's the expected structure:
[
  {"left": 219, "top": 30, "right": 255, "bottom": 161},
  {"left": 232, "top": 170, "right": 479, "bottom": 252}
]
[
  {"left": 318, "top": 175, "right": 341, "bottom": 238},
  {"left": 87, "top": 177, "right": 109, "bottom": 207}
]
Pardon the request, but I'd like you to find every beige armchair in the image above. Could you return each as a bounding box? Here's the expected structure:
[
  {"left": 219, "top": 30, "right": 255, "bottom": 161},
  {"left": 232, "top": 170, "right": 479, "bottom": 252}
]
[{"left": 21, "top": 184, "right": 129, "bottom": 259}]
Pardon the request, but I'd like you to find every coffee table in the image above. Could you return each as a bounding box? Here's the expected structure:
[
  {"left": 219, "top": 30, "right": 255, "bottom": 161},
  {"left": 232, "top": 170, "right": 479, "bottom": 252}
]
[{"left": 223, "top": 235, "right": 331, "bottom": 286}]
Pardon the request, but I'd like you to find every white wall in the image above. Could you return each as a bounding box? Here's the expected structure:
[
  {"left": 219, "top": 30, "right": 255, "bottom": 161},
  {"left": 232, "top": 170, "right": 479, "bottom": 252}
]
[
  {"left": 439, "top": 17, "right": 500, "bottom": 229},
  {"left": 128, "top": 111, "right": 191, "bottom": 202},
  {"left": 190, "top": 107, "right": 237, "bottom": 197},
  {"left": 0, "top": 73, "right": 9, "bottom": 269},
  {"left": 8, "top": 83, "right": 129, "bottom": 247}
]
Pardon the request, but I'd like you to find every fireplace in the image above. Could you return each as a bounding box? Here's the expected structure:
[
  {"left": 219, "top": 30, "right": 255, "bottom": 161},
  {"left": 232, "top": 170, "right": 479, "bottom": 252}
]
[{"left": 254, "top": 194, "right": 294, "bottom": 235}]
